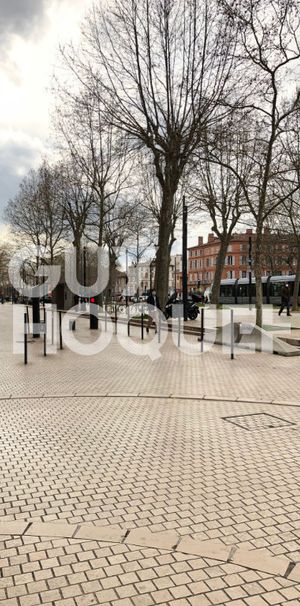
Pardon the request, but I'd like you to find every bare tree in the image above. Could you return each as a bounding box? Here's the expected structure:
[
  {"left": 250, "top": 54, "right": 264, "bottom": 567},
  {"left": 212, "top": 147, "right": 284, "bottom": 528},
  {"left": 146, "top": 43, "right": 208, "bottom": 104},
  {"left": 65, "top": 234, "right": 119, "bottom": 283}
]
[
  {"left": 270, "top": 113, "right": 300, "bottom": 309},
  {"left": 58, "top": 0, "right": 239, "bottom": 306},
  {"left": 0, "top": 244, "right": 13, "bottom": 298},
  {"left": 192, "top": 121, "right": 251, "bottom": 304},
  {"left": 55, "top": 86, "right": 131, "bottom": 250},
  {"left": 59, "top": 160, "right": 95, "bottom": 300},
  {"left": 219, "top": 0, "right": 300, "bottom": 325},
  {"left": 6, "top": 161, "right": 66, "bottom": 265},
  {"left": 126, "top": 206, "right": 156, "bottom": 265}
]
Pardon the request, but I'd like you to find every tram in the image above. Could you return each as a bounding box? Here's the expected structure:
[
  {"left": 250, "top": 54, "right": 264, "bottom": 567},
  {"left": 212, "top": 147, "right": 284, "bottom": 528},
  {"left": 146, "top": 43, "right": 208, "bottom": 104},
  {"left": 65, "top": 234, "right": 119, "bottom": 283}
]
[{"left": 219, "top": 274, "right": 299, "bottom": 305}]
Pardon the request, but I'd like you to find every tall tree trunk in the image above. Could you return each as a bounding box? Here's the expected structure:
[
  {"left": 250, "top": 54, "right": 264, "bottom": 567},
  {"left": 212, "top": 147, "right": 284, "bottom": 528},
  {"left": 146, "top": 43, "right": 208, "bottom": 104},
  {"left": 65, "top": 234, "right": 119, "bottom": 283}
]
[
  {"left": 211, "top": 237, "right": 230, "bottom": 305},
  {"left": 254, "top": 228, "right": 263, "bottom": 327},
  {"left": 292, "top": 242, "right": 300, "bottom": 311},
  {"left": 155, "top": 189, "right": 174, "bottom": 308},
  {"left": 73, "top": 236, "right": 81, "bottom": 306},
  {"left": 107, "top": 249, "right": 117, "bottom": 302}
]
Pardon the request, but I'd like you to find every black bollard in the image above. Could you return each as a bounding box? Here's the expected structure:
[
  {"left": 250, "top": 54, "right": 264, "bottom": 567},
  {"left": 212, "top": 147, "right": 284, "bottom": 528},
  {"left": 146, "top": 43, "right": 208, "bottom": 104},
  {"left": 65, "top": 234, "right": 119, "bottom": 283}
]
[
  {"left": 231, "top": 309, "right": 234, "bottom": 360},
  {"left": 201, "top": 307, "right": 204, "bottom": 353},
  {"left": 44, "top": 308, "right": 47, "bottom": 357},
  {"left": 114, "top": 303, "right": 118, "bottom": 335},
  {"left": 59, "top": 311, "right": 63, "bottom": 350},
  {"left": 24, "top": 313, "right": 28, "bottom": 365},
  {"left": 32, "top": 297, "right": 40, "bottom": 338}
]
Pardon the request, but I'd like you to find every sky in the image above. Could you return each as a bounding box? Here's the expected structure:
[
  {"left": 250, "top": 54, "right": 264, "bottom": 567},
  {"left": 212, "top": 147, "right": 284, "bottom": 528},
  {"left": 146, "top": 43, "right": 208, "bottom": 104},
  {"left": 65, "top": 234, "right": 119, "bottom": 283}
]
[
  {"left": 0, "top": 0, "right": 211, "bottom": 250},
  {"left": 0, "top": 0, "right": 94, "bottom": 241}
]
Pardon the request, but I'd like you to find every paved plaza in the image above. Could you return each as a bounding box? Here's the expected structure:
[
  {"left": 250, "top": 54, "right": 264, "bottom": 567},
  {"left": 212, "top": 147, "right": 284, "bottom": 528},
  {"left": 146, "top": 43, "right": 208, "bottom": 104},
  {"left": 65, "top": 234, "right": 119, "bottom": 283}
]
[{"left": 0, "top": 304, "right": 300, "bottom": 605}]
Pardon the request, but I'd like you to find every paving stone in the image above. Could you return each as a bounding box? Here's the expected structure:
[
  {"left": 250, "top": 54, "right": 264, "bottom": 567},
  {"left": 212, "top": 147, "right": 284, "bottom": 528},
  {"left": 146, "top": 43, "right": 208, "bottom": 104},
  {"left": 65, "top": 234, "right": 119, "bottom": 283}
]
[
  {"left": 0, "top": 521, "right": 29, "bottom": 536},
  {"left": 231, "top": 548, "right": 290, "bottom": 577},
  {"left": 126, "top": 528, "right": 178, "bottom": 551},
  {"left": 75, "top": 525, "right": 126, "bottom": 543},
  {"left": 26, "top": 523, "right": 77, "bottom": 539},
  {"left": 178, "top": 537, "right": 231, "bottom": 562}
]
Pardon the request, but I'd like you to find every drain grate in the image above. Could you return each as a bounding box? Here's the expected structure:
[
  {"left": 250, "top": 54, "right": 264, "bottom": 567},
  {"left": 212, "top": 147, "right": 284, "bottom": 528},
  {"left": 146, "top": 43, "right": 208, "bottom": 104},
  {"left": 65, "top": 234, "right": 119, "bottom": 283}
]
[{"left": 222, "top": 413, "right": 296, "bottom": 431}]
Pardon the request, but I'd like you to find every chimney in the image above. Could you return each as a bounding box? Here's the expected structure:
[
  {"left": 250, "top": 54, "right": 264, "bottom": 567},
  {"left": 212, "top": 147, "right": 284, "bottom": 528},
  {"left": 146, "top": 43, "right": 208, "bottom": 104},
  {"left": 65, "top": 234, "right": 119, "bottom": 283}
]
[
  {"left": 208, "top": 233, "right": 215, "bottom": 242},
  {"left": 198, "top": 236, "right": 203, "bottom": 246}
]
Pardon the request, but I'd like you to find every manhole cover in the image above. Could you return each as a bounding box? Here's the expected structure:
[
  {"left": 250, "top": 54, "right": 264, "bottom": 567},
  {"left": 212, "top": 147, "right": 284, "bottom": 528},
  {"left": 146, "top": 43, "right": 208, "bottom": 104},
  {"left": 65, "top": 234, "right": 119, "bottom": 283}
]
[{"left": 223, "top": 413, "right": 296, "bottom": 431}]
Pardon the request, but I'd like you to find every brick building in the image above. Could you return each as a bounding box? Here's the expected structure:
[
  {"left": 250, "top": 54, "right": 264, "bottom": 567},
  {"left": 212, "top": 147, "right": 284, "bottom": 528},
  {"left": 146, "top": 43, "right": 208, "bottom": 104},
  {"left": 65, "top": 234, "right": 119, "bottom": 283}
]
[{"left": 188, "top": 229, "right": 296, "bottom": 290}]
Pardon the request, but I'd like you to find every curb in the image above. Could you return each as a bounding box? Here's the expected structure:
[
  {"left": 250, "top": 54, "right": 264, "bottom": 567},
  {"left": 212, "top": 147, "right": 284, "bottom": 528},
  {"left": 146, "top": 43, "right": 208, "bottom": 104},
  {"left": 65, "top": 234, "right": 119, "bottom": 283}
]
[
  {"left": 0, "top": 392, "right": 300, "bottom": 408},
  {"left": 0, "top": 520, "right": 297, "bottom": 581}
]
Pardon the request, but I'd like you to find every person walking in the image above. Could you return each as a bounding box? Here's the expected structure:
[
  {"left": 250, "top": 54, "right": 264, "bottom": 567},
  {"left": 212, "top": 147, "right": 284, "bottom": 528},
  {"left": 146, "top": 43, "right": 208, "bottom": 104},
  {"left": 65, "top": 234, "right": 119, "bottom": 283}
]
[
  {"left": 146, "top": 289, "right": 160, "bottom": 333},
  {"left": 278, "top": 283, "right": 291, "bottom": 316}
]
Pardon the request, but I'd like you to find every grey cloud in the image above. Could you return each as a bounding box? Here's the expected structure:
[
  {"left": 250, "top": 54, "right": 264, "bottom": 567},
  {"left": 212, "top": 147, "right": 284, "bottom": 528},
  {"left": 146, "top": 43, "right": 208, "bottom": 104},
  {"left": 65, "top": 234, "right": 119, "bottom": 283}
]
[
  {"left": 0, "top": 141, "right": 41, "bottom": 220},
  {"left": 0, "top": 0, "right": 48, "bottom": 40}
]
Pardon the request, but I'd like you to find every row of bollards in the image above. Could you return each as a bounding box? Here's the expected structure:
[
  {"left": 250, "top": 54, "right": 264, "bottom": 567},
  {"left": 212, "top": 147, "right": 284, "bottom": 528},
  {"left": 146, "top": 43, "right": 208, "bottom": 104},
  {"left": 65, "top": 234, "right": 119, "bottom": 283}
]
[
  {"left": 98, "top": 302, "right": 235, "bottom": 358},
  {"left": 24, "top": 307, "right": 64, "bottom": 365},
  {"left": 23, "top": 303, "right": 235, "bottom": 364}
]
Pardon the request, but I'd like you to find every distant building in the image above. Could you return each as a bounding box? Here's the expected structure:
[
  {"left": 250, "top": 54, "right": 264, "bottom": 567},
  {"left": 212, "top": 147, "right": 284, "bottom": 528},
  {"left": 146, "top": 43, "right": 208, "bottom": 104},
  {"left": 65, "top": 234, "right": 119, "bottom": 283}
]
[
  {"left": 169, "top": 254, "right": 183, "bottom": 293},
  {"left": 188, "top": 229, "right": 296, "bottom": 290},
  {"left": 126, "top": 254, "right": 183, "bottom": 295}
]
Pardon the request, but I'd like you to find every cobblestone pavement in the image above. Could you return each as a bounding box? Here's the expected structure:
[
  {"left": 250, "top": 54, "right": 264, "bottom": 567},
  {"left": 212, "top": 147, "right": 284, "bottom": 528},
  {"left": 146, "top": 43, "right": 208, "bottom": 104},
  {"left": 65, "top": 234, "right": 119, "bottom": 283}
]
[
  {"left": 0, "top": 305, "right": 300, "bottom": 605},
  {"left": 1, "top": 304, "right": 300, "bottom": 404},
  {"left": 1, "top": 534, "right": 300, "bottom": 606}
]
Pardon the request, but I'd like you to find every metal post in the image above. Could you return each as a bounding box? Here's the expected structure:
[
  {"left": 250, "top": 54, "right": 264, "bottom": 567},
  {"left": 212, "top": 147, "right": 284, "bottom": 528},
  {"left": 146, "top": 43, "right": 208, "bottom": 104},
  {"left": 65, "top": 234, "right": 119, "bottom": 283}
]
[
  {"left": 51, "top": 307, "right": 54, "bottom": 345},
  {"left": 59, "top": 311, "right": 63, "bottom": 350},
  {"left": 32, "top": 297, "right": 40, "bottom": 338},
  {"left": 141, "top": 304, "right": 144, "bottom": 340},
  {"left": 24, "top": 313, "right": 28, "bottom": 365},
  {"left": 104, "top": 298, "right": 107, "bottom": 332},
  {"left": 200, "top": 307, "right": 204, "bottom": 353},
  {"left": 231, "top": 309, "right": 234, "bottom": 360},
  {"left": 182, "top": 199, "right": 188, "bottom": 321},
  {"left": 158, "top": 312, "right": 161, "bottom": 343},
  {"left": 114, "top": 302, "right": 118, "bottom": 335},
  {"left": 44, "top": 308, "right": 47, "bottom": 357},
  {"left": 126, "top": 248, "right": 129, "bottom": 307},
  {"left": 178, "top": 315, "right": 181, "bottom": 348},
  {"left": 174, "top": 256, "right": 177, "bottom": 295},
  {"left": 83, "top": 246, "right": 87, "bottom": 294},
  {"left": 249, "top": 236, "right": 252, "bottom": 307}
]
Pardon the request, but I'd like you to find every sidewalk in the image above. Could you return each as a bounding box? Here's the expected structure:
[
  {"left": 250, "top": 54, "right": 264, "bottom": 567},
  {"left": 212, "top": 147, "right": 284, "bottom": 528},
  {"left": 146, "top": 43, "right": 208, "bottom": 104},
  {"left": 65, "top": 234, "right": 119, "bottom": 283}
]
[{"left": 0, "top": 304, "right": 300, "bottom": 605}]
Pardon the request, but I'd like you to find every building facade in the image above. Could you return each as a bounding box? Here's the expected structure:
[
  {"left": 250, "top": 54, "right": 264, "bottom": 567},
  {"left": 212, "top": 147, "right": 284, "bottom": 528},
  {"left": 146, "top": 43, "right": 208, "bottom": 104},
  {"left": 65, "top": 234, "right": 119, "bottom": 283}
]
[
  {"left": 188, "top": 229, "right": 296, "bottom": 290},
  {"left": 125, "top": 254, "right": 183, "bottom": 296}
]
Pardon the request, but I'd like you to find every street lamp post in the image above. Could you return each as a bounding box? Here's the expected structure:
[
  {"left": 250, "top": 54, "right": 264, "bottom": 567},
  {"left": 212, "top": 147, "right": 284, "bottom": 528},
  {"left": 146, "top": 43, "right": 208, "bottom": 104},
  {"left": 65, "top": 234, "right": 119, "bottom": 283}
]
[
  {"left": 82, "top": 245, "right": 87, "bottom": 311},
  {"left": 182, "top": 198, "right": 188, "bottom": 321},
  {"left": 248, "top": 236, "right": 252, "bottom": 307},
  {"left": 125, "top": 248, "right": 129, "bottom": 306}
]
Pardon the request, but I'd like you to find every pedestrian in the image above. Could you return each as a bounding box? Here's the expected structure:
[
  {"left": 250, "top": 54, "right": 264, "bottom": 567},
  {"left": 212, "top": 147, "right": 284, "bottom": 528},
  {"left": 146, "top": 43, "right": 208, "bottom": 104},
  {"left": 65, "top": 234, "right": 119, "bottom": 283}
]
[
  {"left": 278, "top": 283, "right": 291, "bottom": 316},
  {"left": 146, "top": 289, "right": 160, "bottom": 333}
]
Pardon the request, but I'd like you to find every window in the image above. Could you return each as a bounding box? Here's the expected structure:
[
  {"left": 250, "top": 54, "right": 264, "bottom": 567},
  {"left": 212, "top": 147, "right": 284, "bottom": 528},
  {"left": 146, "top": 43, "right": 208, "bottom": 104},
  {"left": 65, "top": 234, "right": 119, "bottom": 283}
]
[
  {"left": 240, "top": 256, "right": 247, "bottom": 265},
  {"left": 227, "top": 255, "right": 233, "bottom": 265},
  {"left": 242, "top": 271, "right": 247, "bottom": 278}
]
